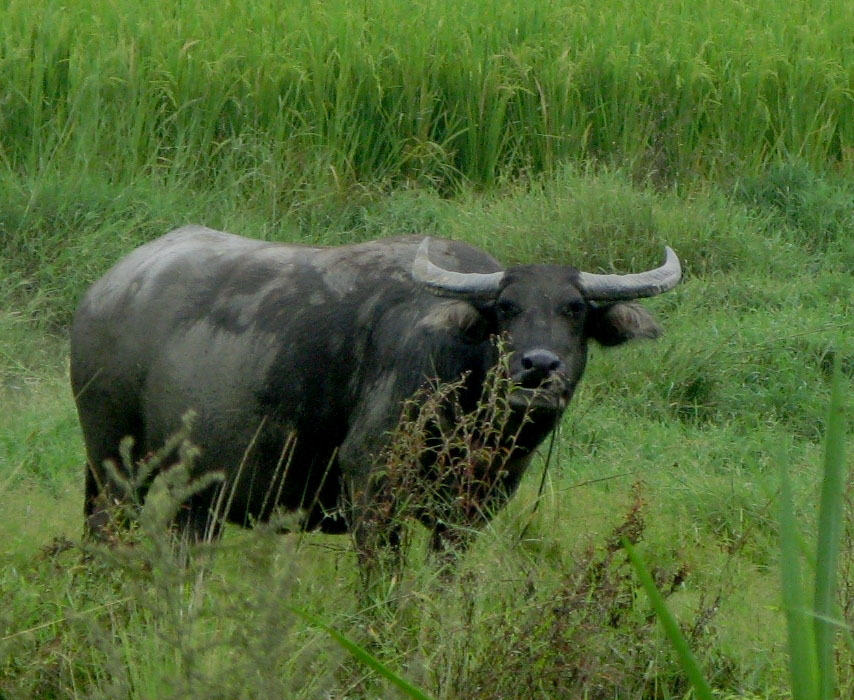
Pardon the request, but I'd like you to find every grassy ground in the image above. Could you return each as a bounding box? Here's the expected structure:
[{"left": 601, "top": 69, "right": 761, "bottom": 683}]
[
  {"left": 2, "top": 163, "right": 851, "bottom": 698},
  {"left": 1, "top": 0, "right": 853, "bottom": 697}
]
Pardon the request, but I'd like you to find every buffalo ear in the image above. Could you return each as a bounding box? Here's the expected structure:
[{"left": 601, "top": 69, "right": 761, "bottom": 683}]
[
  {"left": 586, "top": 301, "right": 662, "bottom": 347},
  {"left": 419, "top": 300, "right": 493, "bottom": 343}
]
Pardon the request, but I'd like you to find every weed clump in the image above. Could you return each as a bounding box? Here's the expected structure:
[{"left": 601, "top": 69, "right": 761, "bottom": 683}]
[
  {"left": 420, "top": 483, "right": 732, "bottom": 700},
  {"left": 350, "top": 348, "right": 548, "bottom": 592}
]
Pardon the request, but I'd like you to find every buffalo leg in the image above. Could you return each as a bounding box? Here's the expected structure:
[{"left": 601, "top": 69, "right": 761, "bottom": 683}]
[
  {"left": 429, "top": 522, "right": 476, "bottom": 571},
  {"left": 84, "top": 460, "right": 135, "bottom": 540},
  {"left": 76, "top": 384, "right": 145, "bottom": 539},
  {"left": 172, "top": 488, "right": 223, "bottom": 545},
  {"left": 339, "top": 399, "right": 410, "bottom": 591},
  {"left": 345, "top": 475, "right": 407, "bottom": 596}
]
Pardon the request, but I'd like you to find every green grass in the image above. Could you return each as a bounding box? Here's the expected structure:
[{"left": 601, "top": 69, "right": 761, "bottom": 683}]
[
  {"left": 1, "top": 0, "right": 853, "bottom": 191},
  {"left": 1, "top": 0, "right": 852, "bottom": 696},
  {"left": 2, "top": 163, "right": 851, "bottom": 696},
  {"left": 629, "top": 357, "right": 848, "bottom": 700}
]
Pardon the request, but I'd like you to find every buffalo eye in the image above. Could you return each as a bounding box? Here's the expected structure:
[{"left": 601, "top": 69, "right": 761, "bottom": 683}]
[
  {"left": 560, "top": 299, "right": 586, "bottom": 317},
  {"left": 494, "top": 299, "right": 522, "bottom": 321}
]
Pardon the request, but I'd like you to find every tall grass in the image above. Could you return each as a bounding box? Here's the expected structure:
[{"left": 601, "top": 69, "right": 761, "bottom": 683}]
[
  {"left": 630, "top": 356, "right": 849, "bottom": 700},
  {"left": 1, "top": 0, "right": 852, "bottom": 190}
]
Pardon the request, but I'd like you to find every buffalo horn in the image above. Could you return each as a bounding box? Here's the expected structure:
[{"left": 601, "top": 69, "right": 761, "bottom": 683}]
[
  {"left": 412, "top": 238, "right": 504, "bottom": 300},
  {"left": 577, "top": 247, "right": 682, "bottom": 301}
]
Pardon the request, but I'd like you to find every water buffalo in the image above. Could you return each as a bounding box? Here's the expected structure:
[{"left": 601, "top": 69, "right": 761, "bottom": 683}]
[{"left": 71, "top": 226, "right": 680, "bottom": 561}]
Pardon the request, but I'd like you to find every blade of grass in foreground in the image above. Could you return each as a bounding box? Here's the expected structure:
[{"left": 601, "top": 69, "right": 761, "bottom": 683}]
[
  {"left": 286, "top": 605, "right": 434, "bottom": 700},
  {"left": 813, "top": 355, "right": 847, "bottom": 700},
  {"left": 779, "top": 456, "right": 820, "bottom": 700},
  {"left": 623, "top": 539, "right": 715, "bottom": 700}
]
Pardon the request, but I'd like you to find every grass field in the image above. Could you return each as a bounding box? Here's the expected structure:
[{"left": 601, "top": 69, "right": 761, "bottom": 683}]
[
  {"left": 2, "top": 0, "right": 854, "bottom": 190},
  {"left": 1, "top": 0, "right": 852, "bottom": 697}
]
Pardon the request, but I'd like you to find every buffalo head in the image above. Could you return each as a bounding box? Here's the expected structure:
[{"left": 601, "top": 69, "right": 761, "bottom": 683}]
[{"left": 412, "top": 238, "right": 681, "bottom": 412}]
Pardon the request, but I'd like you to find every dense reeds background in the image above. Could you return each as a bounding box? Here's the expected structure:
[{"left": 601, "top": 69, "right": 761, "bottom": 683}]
[{"left": 2, "top": 0, "right": 853, "bottom": 191}]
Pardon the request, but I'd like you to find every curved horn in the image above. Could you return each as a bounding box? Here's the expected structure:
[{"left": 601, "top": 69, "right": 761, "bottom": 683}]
[
  {"left": 577, "top": 247, "right": 682, "bottom": 301},
  {"left": 412, "top": 238, "right": 504, "bottom": 300}
]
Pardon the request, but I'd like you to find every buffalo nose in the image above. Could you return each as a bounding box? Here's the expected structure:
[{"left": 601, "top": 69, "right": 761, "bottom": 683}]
[{"left": 520, "top": 349, "right": 563, "bottom": 375}]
